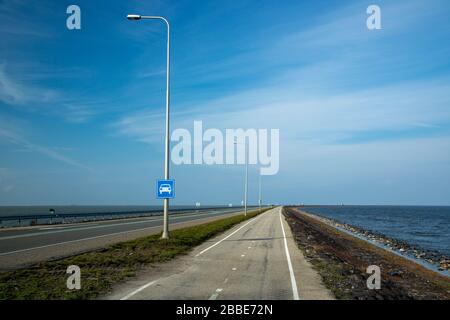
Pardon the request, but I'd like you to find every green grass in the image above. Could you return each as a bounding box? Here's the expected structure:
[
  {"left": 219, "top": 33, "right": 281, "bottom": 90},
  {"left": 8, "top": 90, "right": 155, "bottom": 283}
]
[{"left": 0, "top": 208, "right": 270, "bottom": 300}]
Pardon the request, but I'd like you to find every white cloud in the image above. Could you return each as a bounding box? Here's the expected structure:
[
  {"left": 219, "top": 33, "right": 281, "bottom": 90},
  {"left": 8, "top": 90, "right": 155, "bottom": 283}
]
[
  {"left": 0, "top": 63, "right": 59, "bottom": 106},
  {"left": 0, "top": 121, "right": 92, "bottom": 172},
  {"left": 0, "top": 63, "right": 107, "bottom": 123},
  {"left": 113, "top": 75, "right": 450, "bottom": 146},
  {"left": 2, "top": 185, "right": 14, "bottom": 193},
  {"left": 0, "top": 0, "right": 57, "bottom": 38},
  {"left": 113, "top": 0, "right": 450, "bottom": 147}
]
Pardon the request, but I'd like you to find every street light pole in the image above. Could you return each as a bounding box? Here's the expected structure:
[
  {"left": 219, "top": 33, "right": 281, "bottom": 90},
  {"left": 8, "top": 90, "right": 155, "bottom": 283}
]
[
  {"left": 127, "top": 14, "right": 171, "bottom": 239},
  {"left": 234, "top": 140, "right": 248, "bottom": 216},
  {"left": 258, "top": 173, "right": 262, "bottom": 213},
  {"left": 244, "top": 141, "right": 248, "bottom": 217}
]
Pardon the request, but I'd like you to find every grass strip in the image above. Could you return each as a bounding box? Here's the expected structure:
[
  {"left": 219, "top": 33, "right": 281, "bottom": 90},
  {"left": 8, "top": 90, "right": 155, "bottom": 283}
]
[{"left": 0, "top": 208, "right": 271, "bottom": 300}]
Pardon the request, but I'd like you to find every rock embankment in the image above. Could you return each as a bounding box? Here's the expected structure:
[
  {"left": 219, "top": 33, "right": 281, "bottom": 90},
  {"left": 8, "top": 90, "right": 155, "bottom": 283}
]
[
  {"left": 300, "top": 211, "right": 450, "bottom": 273},
  {"left": 284, "top": 207, "right": 450, "bottom": 300}
]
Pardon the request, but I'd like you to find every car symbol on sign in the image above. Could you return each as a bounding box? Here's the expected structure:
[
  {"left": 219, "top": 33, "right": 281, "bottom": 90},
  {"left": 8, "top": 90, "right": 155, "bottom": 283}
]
[{"left": 159, "top": 184, "right": 172, "bottom": 194}]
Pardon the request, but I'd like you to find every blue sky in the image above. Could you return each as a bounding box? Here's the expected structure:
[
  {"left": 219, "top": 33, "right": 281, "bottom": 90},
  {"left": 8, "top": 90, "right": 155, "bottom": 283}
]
[{"left": 1, "top": 0, "right": 450, "bottom": 206}]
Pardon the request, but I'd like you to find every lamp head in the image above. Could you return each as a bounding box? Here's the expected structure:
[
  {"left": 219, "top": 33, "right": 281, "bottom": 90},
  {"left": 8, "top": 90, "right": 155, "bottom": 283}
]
[{"left": 127, "top": 14, "right": 141, "bottom": 20}]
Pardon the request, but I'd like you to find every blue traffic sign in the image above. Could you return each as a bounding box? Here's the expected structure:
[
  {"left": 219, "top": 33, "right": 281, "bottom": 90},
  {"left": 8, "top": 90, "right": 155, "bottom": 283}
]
[{"left": 156, "top": 179, "right": 175, "bottom": 199}]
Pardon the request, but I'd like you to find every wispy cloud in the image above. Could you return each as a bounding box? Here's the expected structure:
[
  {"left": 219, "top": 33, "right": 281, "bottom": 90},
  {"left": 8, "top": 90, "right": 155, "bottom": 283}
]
[
  {"left": 114, "top": 0, "right": 450, "bottom": 147},
  {"left": 137, "top": 69, "right": 166, "bottom": 79},
  {"left": 0, "top": 123, "right": 92, "bottom": 172},
  {"left": 114, "top": 73, "right": 450, "bottom": 146},
  {"left": 0, "top": 63, "right": 60, "bottom": 106},
  {"left": 0, "top": 0, "right": 56, "bottom": 38},
  {"left": 0, "top": 63, "right": 107, "bottom": 123}
]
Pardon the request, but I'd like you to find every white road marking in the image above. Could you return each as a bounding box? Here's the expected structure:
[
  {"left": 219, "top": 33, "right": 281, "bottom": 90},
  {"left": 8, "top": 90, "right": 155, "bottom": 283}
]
[
  {"left": 39, "top": 225, "right": 97, "bottom": 230},
  {"left": 279, "top": 210, "right": 300, "bottom": 300},
  {"left": 121, "top": 208, "right": 272, "bottom": 300},
  {"left": 120, "top": 280, "right": 157, "bottom": 300},
  {"left": 248, "top": 246, "right": 251, "bottom": 249},
  {"left": 208, "top": 288, "right": 223, "bottom": 300},
  {"left": 241, "top": 254, "right": 245, "bottom": 257},
  {"left": 195, "top": 219, "right": 255, "bottom": 257},
  {"left": 195, "top": 210, "right": 271, "bottom": 257}
]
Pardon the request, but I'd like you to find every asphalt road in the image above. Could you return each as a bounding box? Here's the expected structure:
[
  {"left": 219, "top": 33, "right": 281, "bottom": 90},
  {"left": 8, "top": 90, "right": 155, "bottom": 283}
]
[
  {"left": 109, "top": 207, "right": 333, "bottom": 300},
  {"left": 0, "top": 207, "right": 245, "bottom": 270}
]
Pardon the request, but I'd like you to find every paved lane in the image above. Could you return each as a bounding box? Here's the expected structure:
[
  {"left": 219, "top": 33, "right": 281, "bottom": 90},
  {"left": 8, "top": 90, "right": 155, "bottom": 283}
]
[
  {"left": 0, "top": 208, "right": 245, "bottom": 270},
  {"left": 112, "top": 207, "right": 333, "bottom": 300}
]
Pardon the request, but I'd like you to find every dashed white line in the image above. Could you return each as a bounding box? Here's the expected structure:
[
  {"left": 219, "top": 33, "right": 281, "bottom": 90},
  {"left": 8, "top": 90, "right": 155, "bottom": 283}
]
[
  {"left": 208, "top": 288, "right": 223, "bottom": 300},
  {"left": 279, "top": 210, "right": 300, "bottom": 300},
  {"left": 195, "top": 220, "right": 254, "bottom": 257},
  {"left": 195, "top": 210, "right": 271, "bottom": 257}
]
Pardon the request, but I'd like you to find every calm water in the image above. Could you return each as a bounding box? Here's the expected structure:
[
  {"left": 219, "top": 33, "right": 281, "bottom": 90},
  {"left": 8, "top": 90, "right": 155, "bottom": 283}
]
[{"left": 301, "top": 206, "right": 450, "bottom": 256}]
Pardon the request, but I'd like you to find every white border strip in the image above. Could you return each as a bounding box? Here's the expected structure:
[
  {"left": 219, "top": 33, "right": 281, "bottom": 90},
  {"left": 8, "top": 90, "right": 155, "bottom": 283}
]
[{"left": 279, "top": 210, "right": 300, "bottom": 300}]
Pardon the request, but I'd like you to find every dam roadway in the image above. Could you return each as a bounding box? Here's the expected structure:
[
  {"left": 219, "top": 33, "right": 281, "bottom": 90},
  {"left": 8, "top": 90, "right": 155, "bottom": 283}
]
[
  {"left": 0, "top": 207, "right": 247, "bottom": 270},
  {"left": 108, "top": 207, "right": 333, "bottom": 300}
]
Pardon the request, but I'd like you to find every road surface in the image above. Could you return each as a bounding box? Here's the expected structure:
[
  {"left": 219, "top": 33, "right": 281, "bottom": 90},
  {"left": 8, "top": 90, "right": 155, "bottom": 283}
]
[
  {"left": 109, "top": 207, "right": 333, "bottom": 300},
  {"left": 0, "top": 207, "right": 246, "bottom": 270}
]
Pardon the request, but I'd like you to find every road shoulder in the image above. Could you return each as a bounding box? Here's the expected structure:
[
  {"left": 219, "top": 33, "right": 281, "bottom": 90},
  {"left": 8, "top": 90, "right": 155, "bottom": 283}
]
[
  {"left": 280, "top": 208, "right": 335, "bottom": 300},
  {"left": 284, "top": 207, "right": 450, "bottom": 299}
]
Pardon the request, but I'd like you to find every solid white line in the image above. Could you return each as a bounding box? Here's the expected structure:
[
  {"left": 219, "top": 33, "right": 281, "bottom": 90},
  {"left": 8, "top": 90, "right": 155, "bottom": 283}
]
[
  {"left": 120, "top": 280, "right": 157, "bottom": 300},
  {"left": 39, "top": 225, "right": 100, "bottom": 230},
  {"left": 279, "top": 210, "right": 300, "bottom": 300}
]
